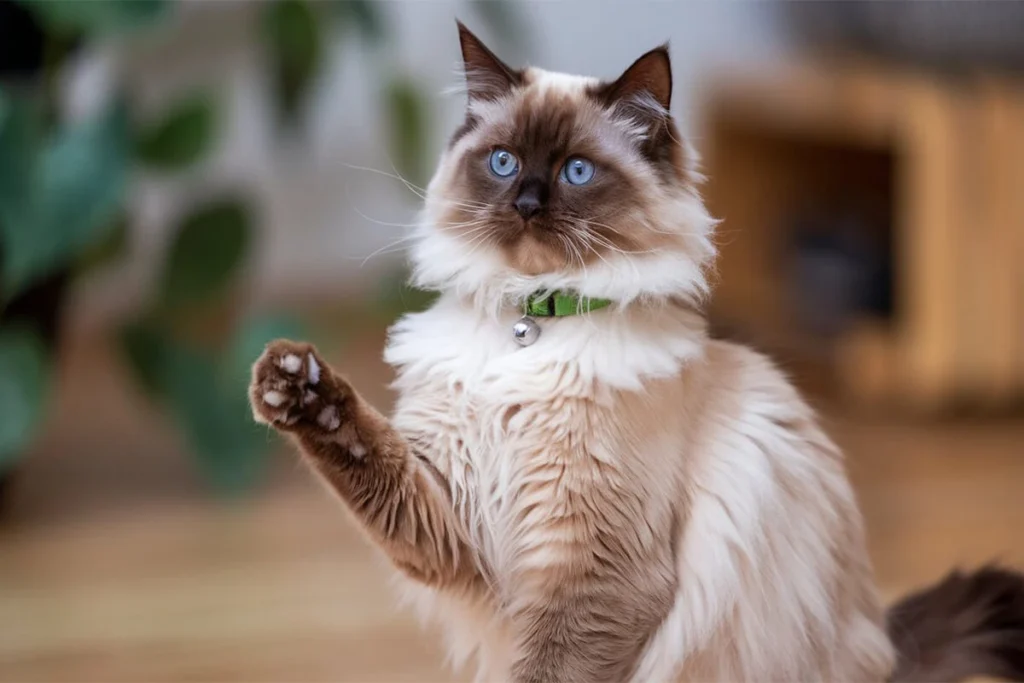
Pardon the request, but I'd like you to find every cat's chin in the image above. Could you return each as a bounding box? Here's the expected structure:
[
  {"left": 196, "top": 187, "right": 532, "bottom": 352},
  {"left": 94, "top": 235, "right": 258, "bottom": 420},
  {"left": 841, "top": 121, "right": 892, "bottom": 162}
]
[{"left": 500, "top": 232, "right": 571, "bottom": 277}]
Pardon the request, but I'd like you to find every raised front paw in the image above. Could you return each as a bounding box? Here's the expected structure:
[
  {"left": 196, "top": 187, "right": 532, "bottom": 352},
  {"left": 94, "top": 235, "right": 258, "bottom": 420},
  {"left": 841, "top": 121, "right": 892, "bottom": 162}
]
[{"left": 249, "top": 339, "right": 351, "bottom": 436}]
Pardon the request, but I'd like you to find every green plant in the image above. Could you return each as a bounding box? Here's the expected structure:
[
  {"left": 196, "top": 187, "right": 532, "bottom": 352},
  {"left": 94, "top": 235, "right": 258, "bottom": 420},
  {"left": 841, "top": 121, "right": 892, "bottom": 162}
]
[
  {"left": 0, "top": 0, "right": 300, "bottom": 492},
  {"left": 0, "top": 0, "right": 520, "bottom": 494}
]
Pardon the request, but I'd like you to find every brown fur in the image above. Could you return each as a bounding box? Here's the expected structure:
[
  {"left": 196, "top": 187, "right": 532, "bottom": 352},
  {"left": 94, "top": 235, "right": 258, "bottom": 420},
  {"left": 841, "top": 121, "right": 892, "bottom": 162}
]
[
  {"left": 590, "top": 46, "right": 690, "bottom": 183},
  {"left": 250, "top": 340, "right": 483, "bottom": 591},
  {"left": 887, "top": 566, "right": 1024, "bottom": 682}
]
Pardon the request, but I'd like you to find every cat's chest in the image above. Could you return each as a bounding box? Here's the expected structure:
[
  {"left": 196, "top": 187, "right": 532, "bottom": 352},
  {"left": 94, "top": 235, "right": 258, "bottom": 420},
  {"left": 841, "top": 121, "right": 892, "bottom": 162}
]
[
  {"left": 385, "top": 302, "right": 698, "bottom": 561},
  {"left": 395, "top": 343, "right": 580, "bottom": 491},
  {"left": 387, "top": 313, "right": 599, "bottom": 554}
]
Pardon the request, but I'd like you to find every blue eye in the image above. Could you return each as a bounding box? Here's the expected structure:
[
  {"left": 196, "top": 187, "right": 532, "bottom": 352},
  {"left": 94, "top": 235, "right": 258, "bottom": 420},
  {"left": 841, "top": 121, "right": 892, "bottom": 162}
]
[
  {"left": 489, "top": 148, "right": 519, "bottom": 178},
  {"left": 561, "top": 156, "right": 595, "bottom": 185}
]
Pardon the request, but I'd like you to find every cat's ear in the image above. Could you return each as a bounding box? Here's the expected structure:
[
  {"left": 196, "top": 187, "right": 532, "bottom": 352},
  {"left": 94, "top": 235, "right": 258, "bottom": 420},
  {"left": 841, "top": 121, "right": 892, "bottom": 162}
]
[
  {"left": 599, "top": 45, "right": 672, "bottom": 112},
  {"left": 457, "top": 21, "right": 521, "bottom": 102}
]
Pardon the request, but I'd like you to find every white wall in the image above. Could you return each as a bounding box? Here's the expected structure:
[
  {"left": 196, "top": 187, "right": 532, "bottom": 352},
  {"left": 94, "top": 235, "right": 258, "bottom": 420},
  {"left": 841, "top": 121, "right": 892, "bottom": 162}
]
[{"left": 67, "top": 1, "right": 793, "bottom": 328}]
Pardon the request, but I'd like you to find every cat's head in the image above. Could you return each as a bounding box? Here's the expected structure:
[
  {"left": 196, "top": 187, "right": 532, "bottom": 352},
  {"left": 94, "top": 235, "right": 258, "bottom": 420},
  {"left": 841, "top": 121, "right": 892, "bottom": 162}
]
[{"left": 411, "top": 22, "right": 716, "bottom": 312}]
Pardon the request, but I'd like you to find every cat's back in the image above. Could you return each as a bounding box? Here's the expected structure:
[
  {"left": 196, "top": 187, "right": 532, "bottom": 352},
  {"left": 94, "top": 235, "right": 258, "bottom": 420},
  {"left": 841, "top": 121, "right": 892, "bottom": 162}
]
[{"left": 638, "top": 338, "right": 894, "bottom": 681}]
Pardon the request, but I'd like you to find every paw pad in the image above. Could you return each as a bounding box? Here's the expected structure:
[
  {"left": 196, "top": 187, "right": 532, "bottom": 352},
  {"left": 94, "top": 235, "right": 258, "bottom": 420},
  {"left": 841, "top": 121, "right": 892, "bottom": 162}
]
[
  {"left": 307, "top": 353, "right": 321, "bottom": 384},
  {"left": 250, "top": 341, "right": 352, "bottom": 436},
  {"left": 280, "top": 354, "right": 303, "bottom": 374},
  {"left": 317, "top": 405, "right": 340, "bottom": 431},
  {"left": 263, "top": 390, "right": 287, "bottom": 407}
]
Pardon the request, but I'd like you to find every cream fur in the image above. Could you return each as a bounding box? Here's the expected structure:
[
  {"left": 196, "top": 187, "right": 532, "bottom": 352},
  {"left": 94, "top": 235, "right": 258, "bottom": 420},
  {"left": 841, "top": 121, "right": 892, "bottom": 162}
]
[
  {"left": 386, "top": 298, "right": 893, "bottom": 681},
  {"left": 376, "top": 66, "right": 896, "bottom": 682}
]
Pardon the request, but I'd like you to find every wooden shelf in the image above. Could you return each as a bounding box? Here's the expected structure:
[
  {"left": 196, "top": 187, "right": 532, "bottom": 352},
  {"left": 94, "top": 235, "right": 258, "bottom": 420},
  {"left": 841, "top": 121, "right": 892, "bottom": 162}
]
[{"left": 700, "top": 61, "right": 1024, "bottom": 411}]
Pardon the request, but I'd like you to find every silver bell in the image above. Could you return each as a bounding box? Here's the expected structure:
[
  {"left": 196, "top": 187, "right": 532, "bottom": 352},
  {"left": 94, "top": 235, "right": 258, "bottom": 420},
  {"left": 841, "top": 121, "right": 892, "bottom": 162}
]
[{"left": 512, "top": 316, "right": 541, "bottom": 347}]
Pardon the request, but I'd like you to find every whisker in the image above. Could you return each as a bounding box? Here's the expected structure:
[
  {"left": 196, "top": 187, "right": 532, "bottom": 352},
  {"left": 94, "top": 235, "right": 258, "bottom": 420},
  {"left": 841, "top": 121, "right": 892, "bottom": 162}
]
[
  {"left": 342, "top": 163, "right": 493, "bottom": 213},
  {"left": 564, "top": 210, "right": 709, "bottom": 240},
  {"left": 344, "top": 161, "right": 491, "bottom": 211},
  {"left": 355, "top": 234, "right": 420, "bottom": 266},
  {"left": 460, "top": 227, "right": 498, "bottom": 255},
  {"left": 342, "top": 162, "right": 429, "bottom": 200},
  {"left": 575, "top": 232, "right": 615, "bottom": 269},
  {"left": 351, "top": 214, "right": 496, "bottom": 266},
  {"left": 573, "top": 229, "right": 642, "bottom": 283},
  {"left": 348, "top": 205, "right": 420, "bottom": 231},
  {"left": 580, "top": 228, "right": 660, "bottom": 257}
]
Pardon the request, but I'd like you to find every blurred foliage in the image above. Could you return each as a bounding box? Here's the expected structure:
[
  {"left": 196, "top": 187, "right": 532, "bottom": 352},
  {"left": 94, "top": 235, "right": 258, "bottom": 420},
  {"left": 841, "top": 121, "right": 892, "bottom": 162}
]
[
  {"left": 25, "top": 0, "right": 168, "bottom": 36},
  {"left": 121, "top": 313, "right": 304, "bottom": 493},
  {"left": 0, "top": 0, "right": 523, "bottom": 493},
  {"left": 224, "top": 315, "right": 306, "bottom": 389},
  {"left": 336, "top": 0, "right": 385, "bottom": 46},
  {"left": 0, "top": 0, "right": 286, "bottom": 492},
  {"left": 386, "top": 76, "right": 430, "bottom": 188},
  {"left": 0, "top": 326, "right": 49, "bottom": 469},
  {"left": 1, "top": 100, "right": 129, "bottom": 296},
  {"left": 134, "top": 96, "right": 216, "bottom": 171},
  {"left": 373, "top": 274, "right": 438, "bottom": 326},
  {"left": 75, "top": 212, "right": 128, "bottom": 274},
  {"left": 157, "top": 198, "right": 252, "bottom": 312},
  {"left": 263, "top": 0, "right": 322, "bottom": 122}
]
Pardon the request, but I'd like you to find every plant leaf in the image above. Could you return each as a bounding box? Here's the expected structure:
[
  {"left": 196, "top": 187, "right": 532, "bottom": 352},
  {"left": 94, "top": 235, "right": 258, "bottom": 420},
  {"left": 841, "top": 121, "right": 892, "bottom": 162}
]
[
  {"left": 159, "top": 343, "right": 269, "bottom": 494},
  {"left": 335, "top": 0, "right": 385, "bottom": 44},
  {"left": 118, "top": 319, "right": 272, "bottom": 494},
  {"left": 21, "top": 0, "right": 169, "bottom": 36},
  {"left": 118, "top": 319, "right": 167, "bottom": 399},
  {"left": 158, "top": 198, "right": 252, "bottom": 311},
  {"left": 0, "top": 93, "right": 39, "bottom": 238},
  {"left": 135, "top": 96, "right": 216, "bottom": 171},
  {"left": 374, "top": 266, "right": 437, "bottom": 321},
  {"left": 76, "top": 212, "right": 129, "bottom": 275},
  {"left": 0, "top": 326, "right": 50, "bottom": 470},
  {"left": 385, "top": 76, "right": 429, "bottom": 188},
  {"left": 1, "top": 100, "right": 130, "bottom": 298},
  {"left": 263, "top": 0, "right": 321, "bottom": 121}
]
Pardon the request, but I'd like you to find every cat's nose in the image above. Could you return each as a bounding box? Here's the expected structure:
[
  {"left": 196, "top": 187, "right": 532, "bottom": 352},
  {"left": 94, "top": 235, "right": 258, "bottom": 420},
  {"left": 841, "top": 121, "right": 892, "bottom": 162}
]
[
  {"left": 514, "top": 180, "right": 547, "bottom": 220},
  {"left": 514, "top": 194, "right": 542, "bottom": 220}
]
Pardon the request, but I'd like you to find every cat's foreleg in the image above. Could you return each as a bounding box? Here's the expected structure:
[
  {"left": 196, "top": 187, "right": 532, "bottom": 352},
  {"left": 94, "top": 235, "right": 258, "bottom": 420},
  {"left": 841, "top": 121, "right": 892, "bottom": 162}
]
[
  {"left": 249, "top": 339, "right": 481, "bottom": 589},
  {"left": 508, "top": 581, "right": 661, "bottom": 683}
]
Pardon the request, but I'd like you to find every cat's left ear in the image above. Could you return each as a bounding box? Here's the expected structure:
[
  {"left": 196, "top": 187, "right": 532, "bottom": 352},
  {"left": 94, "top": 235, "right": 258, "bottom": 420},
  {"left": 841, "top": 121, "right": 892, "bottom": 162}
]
[
  {"left": 597, "top": 45, "right": 673, "bottom": 112},
  {"left": 457, "top": 21, "right": 522, "bottom": 102}
]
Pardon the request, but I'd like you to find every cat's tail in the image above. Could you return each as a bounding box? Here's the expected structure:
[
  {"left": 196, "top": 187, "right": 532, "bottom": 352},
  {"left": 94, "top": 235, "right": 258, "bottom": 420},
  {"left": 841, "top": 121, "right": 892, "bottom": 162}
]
[{"left": 886, "top": 565, "right": 1024, "bottom": 682}]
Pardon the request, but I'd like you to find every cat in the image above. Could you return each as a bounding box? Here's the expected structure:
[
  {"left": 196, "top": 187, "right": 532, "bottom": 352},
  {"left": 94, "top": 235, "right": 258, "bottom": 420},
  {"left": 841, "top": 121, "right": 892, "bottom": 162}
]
[{"left": 249, "top": 22, "right": 1024, "bottom": 683}]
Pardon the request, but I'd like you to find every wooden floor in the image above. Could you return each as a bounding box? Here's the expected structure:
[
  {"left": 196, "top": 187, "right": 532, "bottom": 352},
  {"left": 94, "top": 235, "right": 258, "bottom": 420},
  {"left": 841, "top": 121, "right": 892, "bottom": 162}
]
[{"left": 2, "top": 330, "right": 1023, "bottom": 682}]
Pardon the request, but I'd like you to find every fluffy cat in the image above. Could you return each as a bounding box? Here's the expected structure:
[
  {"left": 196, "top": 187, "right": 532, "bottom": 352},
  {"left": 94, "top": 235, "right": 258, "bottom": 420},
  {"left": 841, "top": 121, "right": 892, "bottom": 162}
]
[{"left": 249, "top": 23, "right": 1024, "bottom": 682}]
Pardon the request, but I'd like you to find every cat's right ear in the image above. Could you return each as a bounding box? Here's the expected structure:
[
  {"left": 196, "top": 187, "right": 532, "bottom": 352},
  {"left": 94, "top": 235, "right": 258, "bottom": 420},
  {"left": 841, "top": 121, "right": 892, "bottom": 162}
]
[{"left": 457, "top": 21, "right": 521, "bottom": 102}]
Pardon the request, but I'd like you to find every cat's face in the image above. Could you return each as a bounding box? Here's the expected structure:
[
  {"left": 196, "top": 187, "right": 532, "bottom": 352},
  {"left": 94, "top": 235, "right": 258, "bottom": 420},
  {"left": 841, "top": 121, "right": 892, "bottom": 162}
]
[{"left": 414, "top": 23, "right": 715, "bottom": 306}]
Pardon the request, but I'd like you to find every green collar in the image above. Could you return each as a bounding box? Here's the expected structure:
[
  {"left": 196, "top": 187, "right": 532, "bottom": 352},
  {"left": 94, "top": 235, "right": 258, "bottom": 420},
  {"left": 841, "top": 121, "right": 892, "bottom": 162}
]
[{"left": 524, "top": 291, "right": 612, "bottom": 317}]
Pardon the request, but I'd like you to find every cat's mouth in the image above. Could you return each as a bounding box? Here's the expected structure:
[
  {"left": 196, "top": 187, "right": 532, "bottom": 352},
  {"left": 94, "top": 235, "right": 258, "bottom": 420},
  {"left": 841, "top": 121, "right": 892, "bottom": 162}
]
[
  {"left": 481, "top": 217, "right": 578, "bottom": 276},
  {"left": 494, "top": 214, "right": 562, "bottom": 245}
]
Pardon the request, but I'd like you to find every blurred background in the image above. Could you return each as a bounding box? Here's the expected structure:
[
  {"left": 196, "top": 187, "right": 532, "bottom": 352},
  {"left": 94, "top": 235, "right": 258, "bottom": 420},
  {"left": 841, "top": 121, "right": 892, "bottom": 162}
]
[{"left": 1, "top": 2, "right": 1022, "bottom": 681}]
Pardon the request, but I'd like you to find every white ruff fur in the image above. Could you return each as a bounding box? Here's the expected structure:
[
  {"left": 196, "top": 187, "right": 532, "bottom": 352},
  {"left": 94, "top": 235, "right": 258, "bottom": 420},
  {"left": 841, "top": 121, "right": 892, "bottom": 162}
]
[{"left": 377, "top": 68, "right": 894, "bottom": 681}]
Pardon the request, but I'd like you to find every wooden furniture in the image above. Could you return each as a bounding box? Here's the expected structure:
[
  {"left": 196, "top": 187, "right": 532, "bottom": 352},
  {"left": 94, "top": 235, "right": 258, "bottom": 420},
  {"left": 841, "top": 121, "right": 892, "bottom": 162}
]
[{"left": 700, "top": 61, "right": 1024, "bottom": 411}]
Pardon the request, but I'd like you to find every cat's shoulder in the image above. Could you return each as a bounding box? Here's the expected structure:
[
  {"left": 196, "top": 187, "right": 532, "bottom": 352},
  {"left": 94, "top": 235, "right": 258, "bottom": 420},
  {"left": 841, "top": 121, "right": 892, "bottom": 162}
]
[
  {"left": 704, "top": 338, "right": 799, "bottom": 393},
  {"left": 700, "top": 338, "right": 822, "bottom": 434}
]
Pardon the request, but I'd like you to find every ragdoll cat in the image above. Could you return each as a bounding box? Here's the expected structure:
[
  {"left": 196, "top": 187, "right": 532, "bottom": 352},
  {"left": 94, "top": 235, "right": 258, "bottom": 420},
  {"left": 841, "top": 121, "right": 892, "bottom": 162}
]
[{"left": 249, "top": 23, "right": 1024, "bottom": 683}]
